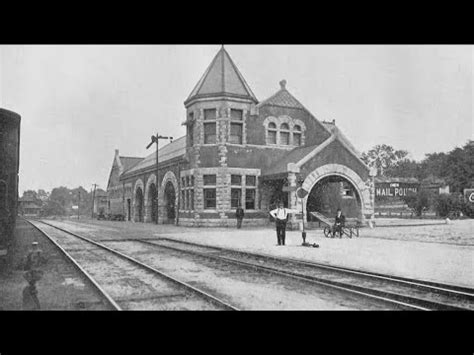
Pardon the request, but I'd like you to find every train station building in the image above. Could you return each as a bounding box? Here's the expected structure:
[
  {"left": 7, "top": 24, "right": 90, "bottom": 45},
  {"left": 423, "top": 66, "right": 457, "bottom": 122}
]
[{"left": 106, "top": 47, "right": 376, "bottom": 228}]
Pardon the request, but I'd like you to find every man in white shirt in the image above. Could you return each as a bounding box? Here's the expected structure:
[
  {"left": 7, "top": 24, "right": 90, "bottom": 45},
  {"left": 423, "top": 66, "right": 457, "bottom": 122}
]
[{"left": 269, "top": 201, "right": 301, "bottom": 246}]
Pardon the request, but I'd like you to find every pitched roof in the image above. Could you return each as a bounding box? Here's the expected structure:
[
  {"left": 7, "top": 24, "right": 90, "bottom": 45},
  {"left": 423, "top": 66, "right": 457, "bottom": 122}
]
[
  {"left": 184, "top": 47, "right": 258, "bottom": 106},
  {"left": 122, "top": 136, "right": 186, "bottom": 176},
  {"left": 321, "top": 121, "right": 362, "bottom": 157},
  {"left": 257, "top": 80, "right": 306, "bottom": 110},
  {"left": 120, "top": 156, "right": 144, "bottom": 172},
  {"left": 262, "top": 144, "right": 317, "bottom": 176}
]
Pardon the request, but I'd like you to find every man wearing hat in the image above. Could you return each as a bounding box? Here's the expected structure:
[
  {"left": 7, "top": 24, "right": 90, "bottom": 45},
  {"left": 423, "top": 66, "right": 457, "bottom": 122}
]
[
  {"left": 22, "top": 242, "right": 46, "bottom": 310},
  {"left": 235, "top": 203, "right": 244, "bottom": 229},
  {"left": 25, "top": 242, "right": 46, "bottom": 271},
  {"left": 269, "top": 202, "right": 301, "bottom": 246}
]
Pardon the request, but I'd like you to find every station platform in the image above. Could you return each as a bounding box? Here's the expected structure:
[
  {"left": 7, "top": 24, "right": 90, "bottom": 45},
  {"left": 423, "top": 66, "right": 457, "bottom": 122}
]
[{"left": 44, "top": 218, "right": 474, "bottom": 289}]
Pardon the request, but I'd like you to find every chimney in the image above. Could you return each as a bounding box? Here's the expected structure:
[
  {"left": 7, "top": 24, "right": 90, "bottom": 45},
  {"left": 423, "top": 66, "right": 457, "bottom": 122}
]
[
  {"left": 115, "top": 149, "right": 119, "bottom": 157},
  {"left": 279, "top": 79, "right": 287, "bottom": 90}
]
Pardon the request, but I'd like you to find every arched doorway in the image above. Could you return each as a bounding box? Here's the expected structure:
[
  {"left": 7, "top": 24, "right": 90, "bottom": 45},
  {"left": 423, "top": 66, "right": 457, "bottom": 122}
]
[
  {"left": 163, "top": 181, "right": 176, "bottom": 224},
  {"left": 306, "top": 175, "right": 361, "bottom": 222},
  {"left": 135, "top": 187, "right": 144, "bottom": 222},
  {"left": 147, "top": 183, "right": 158, "bottom": 223}
]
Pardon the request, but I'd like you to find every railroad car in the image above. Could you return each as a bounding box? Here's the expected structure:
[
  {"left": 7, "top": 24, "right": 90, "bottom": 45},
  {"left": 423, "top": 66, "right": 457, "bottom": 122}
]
[{"left": 0, "top": 108, "right": 21, "bottom": 262}]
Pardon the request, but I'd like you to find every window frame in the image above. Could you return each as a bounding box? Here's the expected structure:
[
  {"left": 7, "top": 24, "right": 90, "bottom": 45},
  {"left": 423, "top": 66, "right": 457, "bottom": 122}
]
[
  {"left": 245, "top": 188, "right": 256, "bottom": 210},
  {"left": 203, "top": 174, "right": 217, "bottom": 186},
  {"left": 203, "top": 122, "right": 217, "bottom": 145},
  {"left": 231, "top": 175, "right": 242, "bottom": 186},
  {"left": 203, "top": 188, "right": 217, "bottom": 209},
  {"left": 203, "top": 108, "right": 217, "bottom": 120},
  {"left": 231, "top": 188, "right": 242, "bottom": 208},
  {"left": 229, "top": 122, "right": 243, "bottom": 145}
]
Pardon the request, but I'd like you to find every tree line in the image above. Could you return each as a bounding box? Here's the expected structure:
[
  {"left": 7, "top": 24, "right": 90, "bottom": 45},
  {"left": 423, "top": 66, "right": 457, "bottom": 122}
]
[
  {"left": 361, "top": 140, "right": 474, "bottom": 217},
  {"left": 20, "top": 186, "right": 106, "bottom": 217}
]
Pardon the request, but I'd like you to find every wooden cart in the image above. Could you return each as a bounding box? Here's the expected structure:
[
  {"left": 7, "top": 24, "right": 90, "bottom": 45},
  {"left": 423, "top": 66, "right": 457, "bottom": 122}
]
[{"left": 310, "top": 211, "right": 361, "bottom": 238}]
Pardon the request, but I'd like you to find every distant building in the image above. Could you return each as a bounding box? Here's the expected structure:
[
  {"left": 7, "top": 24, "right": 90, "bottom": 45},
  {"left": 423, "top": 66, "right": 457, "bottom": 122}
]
[
  {"left": 18, "top": 195, "right": 42, "bottom": 216},
  {"left": 106, "top": 47, "right": 375, "bottom": 227}
]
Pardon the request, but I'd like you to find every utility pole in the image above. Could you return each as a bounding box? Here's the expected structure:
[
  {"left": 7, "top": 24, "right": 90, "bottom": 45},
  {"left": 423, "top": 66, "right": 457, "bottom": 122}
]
[
  {"left": 78, "top": 190, "right": 81, "bottom": 220},
  {"left": 146, "top": 133, "right": 173, "bottom": 224},
  {"left": 91, "top": 183, "right": 98, "bottom": 218}
]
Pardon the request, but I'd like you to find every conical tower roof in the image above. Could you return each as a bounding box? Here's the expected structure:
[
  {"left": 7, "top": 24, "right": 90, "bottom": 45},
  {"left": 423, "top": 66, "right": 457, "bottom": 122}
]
[{"left": 184, "top": 46, "right": 258, "bottom": 106}]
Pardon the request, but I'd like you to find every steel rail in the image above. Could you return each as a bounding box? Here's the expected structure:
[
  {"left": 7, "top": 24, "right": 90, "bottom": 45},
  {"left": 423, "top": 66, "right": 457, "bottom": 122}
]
[
  {"left": 23, "top": 218, "right": 122, "bottom": 310},
  {"left": 138, "top": 239, "right": 472, "bottom": 311},
  {"left": 154, "top": 237, "right": 474, "bottom": 299},
  {"left": 33, "top": 219, "right": 238, "bottom": 311}
]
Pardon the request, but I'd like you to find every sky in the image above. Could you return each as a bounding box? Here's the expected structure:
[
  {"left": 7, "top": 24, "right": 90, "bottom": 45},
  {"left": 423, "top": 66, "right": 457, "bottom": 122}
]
[{"left": 0, "top": 45, "right": 472, "bottom": 195}]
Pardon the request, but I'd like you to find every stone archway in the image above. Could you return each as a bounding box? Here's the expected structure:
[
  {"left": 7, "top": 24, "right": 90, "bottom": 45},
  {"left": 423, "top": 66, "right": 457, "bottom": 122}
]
[
  {"left": 144, "top": 174, "right": 158, "bottom": 223},
  {"left": 159, "top": 171, "right": 178, "bottom": 224},
  {"left": 306, "top": 175, "right": 362, "bottom": 222},
  {"left": 133, "top": 179, "right": 145, "bottom": 222},
  {"left": 163, "top": 181, "right": 176, "bottom": 223},
  {"left": 302, "top": 164, "right": 373, "bottom": 222}
]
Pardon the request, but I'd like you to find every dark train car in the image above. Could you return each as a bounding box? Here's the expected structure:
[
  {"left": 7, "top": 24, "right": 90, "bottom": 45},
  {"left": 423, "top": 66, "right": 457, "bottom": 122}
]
[{"left": 0, "top": 108, "right": 21, "bottom": 260}]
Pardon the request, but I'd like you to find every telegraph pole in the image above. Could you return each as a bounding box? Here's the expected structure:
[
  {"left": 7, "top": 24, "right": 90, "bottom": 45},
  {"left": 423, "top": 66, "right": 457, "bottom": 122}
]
[
  {"left": 146, "top": 133, "right": 173, "bottom": 224},
  {"left": 91, "top": 183, "right": 98, "bottom": 218},
  {"left": 78, "top": 190, "right": 81, "bottom": 220}
]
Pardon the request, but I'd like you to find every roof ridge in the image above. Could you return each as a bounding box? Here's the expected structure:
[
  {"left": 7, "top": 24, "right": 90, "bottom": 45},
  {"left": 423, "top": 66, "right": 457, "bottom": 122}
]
[
  {"left": 119, "top": 156, "right": 144, "bottom": 160},
  {"left": 222, "top": 47, "right": 258, "bottom": 102},
  {"left": 185, "top": 47, "right": 258, "bottom": 105}
]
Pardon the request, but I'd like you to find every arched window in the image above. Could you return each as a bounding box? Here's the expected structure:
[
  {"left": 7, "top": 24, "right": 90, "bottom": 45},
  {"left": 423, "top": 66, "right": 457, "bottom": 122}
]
[
  {"left": 293, "top": 125, "right": 302, "bottom": 146},
  {"left": 267, "top": 122, "right": 277, "bottom": 144},
  {"left": 280, "top": 123, "right": 290, "bottom": 145}
]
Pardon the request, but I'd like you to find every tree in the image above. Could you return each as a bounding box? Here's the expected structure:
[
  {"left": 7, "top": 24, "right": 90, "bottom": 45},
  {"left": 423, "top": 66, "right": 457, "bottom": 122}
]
[
  {"left": 385, "top": 159, "right": 422, "bottom": 179},
  {"left": 40, "top": 200, "right": 66, "bottom": 216},
  {"left": 361, "top": 144, "right": 408, "bottom": 176},
  {"left": 37, "top": 189, "right": 50, "bottom": 201},
  {"left": 49, "top": 186, "right": 72, "bottom": 209},
  {"left": 402, "top": 189, "right": 432, "bottom": 217}
]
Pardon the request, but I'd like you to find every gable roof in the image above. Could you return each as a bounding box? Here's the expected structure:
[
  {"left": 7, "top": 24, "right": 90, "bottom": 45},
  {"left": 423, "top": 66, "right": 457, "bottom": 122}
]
[
  {"left": 184, "top": 47, "right": 258, "bottom": 106},
  {"left": 122, "top": 136, "right": 186, "bottom": 176},
  {"left": 257, "top": 81, "right": 306, "bottom": 110},
  {"left": 321, "top": 121, "right": 361, "bottom": 157},
  {"left": 262, "top": 144, "right": 318, "bottom": 177},
  {"left": 120, "top": 156, "right": 144, "bottom": 172}
]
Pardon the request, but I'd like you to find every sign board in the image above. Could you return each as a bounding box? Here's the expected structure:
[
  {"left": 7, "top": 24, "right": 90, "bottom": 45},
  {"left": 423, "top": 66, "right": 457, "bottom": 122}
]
[
  {"left": 375, "top": 182, "right": 419, "bottom": 199},
  {"left": 71, "top": 205, "right": 79, "bottom": 210},
  {"left": 464, "top": 189, "right": 474, "bottom": 203},
  {"left": 296, "top": 188, "right": 308, "bottom": 199}
]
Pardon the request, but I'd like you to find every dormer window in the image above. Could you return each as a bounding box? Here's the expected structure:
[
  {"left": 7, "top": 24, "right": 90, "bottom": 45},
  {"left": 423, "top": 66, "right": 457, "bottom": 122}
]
[
  {"left": 204, "top": 108, "right": 216, "bottom": 120},
  {"left": 267, "top": 122, "right": 277, "bottom": 144},
  {"left": 264, "top": 116, "right": 306, "bottom": 147},
  {"left": 280, "top": 123, "right": 290, "bottom": 145}
]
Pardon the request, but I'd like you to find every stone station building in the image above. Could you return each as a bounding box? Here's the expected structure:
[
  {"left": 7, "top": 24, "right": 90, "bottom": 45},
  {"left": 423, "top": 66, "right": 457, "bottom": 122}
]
[{"left": 106, "top": 47, "right": 376, "bottom": 228}]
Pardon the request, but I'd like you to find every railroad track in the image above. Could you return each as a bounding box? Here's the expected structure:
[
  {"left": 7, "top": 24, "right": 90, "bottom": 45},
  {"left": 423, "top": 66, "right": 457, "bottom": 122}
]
[
  {"left": 136, "top": 237, "right": 474, "bottom": 311},
  {"left": 26, "top": 219, "right": 237, "bottom": 311}
]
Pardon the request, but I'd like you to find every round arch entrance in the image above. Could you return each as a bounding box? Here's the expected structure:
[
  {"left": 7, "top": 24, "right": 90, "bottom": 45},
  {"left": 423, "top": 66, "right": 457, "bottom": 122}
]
[
  {"left": 306, "top": 175, "right": 361, "bottom": 222},
  {"left": 163, "top": 181, "right": 176, "bottom": 224},
  {"left": 135, "top": 187, "right": 144, "bottom": 222},
  {"left": 147, "top": 183, "right": 158, "bottom": 223}
]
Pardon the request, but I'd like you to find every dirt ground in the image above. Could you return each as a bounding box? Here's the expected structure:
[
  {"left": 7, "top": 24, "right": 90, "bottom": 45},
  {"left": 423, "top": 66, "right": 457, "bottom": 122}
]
[
  {"left": 42, "top": 217, "right": 474, "bottom": 288},
  {"left": 0, "top": 219, "right": 109, "bottom": 310}
]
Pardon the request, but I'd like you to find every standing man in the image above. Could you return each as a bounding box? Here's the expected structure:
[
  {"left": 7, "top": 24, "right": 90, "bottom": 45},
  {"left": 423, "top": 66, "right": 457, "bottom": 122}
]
[
  {"left": 235, "top": 203, "right": 244, "bottom": 229},
  {"left": 269, "top": 201, "right": 301, "bottom": 246}
]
